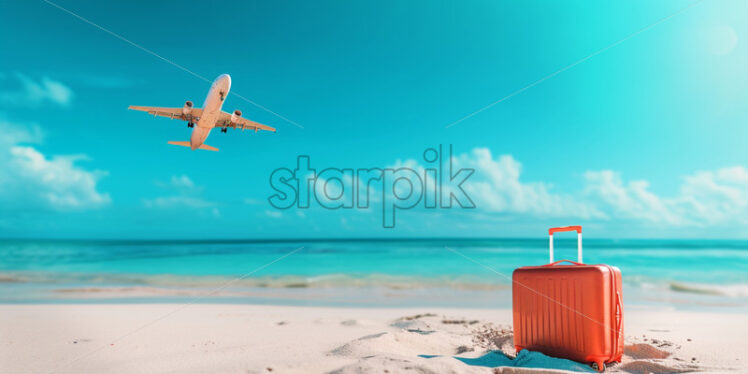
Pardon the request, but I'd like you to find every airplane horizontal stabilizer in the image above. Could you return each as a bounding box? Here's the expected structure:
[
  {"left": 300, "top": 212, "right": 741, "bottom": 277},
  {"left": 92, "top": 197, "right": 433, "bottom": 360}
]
[
  {"left": 198, "top": 144, "right": 218, "bottom": 151},
  {"left": 167, "top": 141, "right": 219, "bottom": 152},
  {"left": 167, "top": 141, "right": 191, "bottom": 148}
]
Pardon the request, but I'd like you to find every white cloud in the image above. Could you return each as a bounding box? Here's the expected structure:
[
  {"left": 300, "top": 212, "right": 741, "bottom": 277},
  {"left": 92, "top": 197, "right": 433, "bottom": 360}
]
[
  {"left": 0, "top": 119, "right": 110, "bottom": 210},
  {"left": 313, "top": 170, "right": 356, "bottom": 206},
  {"left": 433, "top": 149, "right": 748, "bottom": 227},
  {"left": 0, "top": 73, "right": 74, "bottom": 108},
  {"left": 144, "top": 175, "right": 217, "bottom": 215},
  {"left": 461, "top": 149, "right": 604, "bottom": 218},
  {"left": 383, "top": 148, "right": 748, "bottom": 228},
  {"left": 584, "top": 170, "right": 682, "bottom": 224},
  {"left": 393, "top": 147, "right": 603, "bottom": 219},
  {"left": 170, "top": 175, "right": 195, "bottom": 189},
  {"left": 244, "top": 197, "right": 264, "bottom": 205},
  {"left": 585, "top": 167, "right": 748, "bottom": 226},
  {"left": 154, "top": 174, "right": 202, "bottom": 193},
  {"left": 265, "top": 210, "right": 283, "bottom": 219},
  {"left": 0, "top": 119, "right": 44, "bottom": 145}
]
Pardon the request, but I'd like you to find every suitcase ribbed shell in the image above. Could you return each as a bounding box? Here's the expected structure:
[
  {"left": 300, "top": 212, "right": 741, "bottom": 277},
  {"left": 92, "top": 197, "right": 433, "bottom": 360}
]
[{"left": 512, "top": 262, "right": 623, "bottom": 371}]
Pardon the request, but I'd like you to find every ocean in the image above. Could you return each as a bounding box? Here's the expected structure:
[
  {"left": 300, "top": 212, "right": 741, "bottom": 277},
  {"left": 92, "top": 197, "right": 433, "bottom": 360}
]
[{"left": 1, "top": 238, "right": 747, "bottom": 310}]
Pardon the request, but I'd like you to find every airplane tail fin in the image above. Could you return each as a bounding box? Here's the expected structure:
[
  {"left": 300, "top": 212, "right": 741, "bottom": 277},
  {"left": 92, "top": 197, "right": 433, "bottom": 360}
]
[{"left": 167, "top": 141, "right": 219, "bottom": 152}]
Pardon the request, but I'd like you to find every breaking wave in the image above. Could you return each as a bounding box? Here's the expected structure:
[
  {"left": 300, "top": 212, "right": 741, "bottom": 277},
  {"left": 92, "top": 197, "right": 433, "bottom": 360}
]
[
  {"left": 669, "top": 282, "right": 748, "bottom": 298},
  {"left": 0, "top": 271, "right": 510, "bottom": 291}
]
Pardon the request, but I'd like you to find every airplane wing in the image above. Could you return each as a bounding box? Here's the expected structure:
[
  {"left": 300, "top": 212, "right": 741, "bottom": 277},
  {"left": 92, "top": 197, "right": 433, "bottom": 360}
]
[
  {"left": 128, "top": 106, "right": 203, "bottom": 122},
  {"left": 216, "top": 111, "right": 276, "bottom": 132}
]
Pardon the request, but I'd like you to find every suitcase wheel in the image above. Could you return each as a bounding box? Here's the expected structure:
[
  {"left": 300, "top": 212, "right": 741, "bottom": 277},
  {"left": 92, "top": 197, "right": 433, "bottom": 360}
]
[{"left": 591, "top": 362, "right": 606, "bottom": 372}]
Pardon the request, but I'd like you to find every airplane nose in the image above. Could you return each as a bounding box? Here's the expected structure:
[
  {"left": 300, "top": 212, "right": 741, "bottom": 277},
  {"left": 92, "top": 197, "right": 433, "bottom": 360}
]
[{"left": 223, "top": 75, "right": 231, "bottom": 90}]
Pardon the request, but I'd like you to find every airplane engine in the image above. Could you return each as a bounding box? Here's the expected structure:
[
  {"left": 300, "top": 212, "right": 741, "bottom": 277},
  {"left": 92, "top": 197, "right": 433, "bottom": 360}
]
[
  {"left": 230, "top": 109, "right": 242, "bottom": 124},
  {"left": 182, "top": 101, "right": 193, "bottom": 115}
]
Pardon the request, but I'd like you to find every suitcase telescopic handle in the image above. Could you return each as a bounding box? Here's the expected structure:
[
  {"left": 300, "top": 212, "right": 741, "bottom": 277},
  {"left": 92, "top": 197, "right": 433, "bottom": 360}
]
[{"left": 548, "top": 225, "right": 582, "bottom": 264}]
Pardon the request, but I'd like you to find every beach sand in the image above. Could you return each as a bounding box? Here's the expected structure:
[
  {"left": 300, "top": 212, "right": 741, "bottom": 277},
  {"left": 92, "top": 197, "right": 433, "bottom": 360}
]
[{"left": 0, "top": 304, "right": 745, "bottom": 373}]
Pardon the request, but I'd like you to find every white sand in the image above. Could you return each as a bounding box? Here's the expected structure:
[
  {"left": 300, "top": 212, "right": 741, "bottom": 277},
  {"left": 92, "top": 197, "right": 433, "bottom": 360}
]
[{"left": 0, "top": 304, "right": 745, "bottom": 373}]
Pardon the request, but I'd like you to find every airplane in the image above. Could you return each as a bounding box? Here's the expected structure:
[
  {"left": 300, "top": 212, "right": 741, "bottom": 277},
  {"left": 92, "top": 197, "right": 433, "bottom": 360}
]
[{"left": 128, "top": 74, "right": 275, "bottom": 151}]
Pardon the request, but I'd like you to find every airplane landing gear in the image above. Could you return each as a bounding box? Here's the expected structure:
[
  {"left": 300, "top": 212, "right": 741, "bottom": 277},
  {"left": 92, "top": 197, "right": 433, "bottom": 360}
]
[
  {"left": 221, "top": 128, "right": 228, "bottom": 133},
  {"left": 187, "top": 122, "right": 194, "bottom": 128}
]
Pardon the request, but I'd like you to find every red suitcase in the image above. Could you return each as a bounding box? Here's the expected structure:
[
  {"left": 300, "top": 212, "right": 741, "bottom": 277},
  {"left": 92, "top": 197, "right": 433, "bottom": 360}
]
[{"left": 512, "top": 226, "right": 623, "bottom": 371}]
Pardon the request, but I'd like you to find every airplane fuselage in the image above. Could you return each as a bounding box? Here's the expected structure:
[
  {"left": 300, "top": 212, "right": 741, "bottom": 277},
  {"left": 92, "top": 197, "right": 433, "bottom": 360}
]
[{"left": 190, "top": 74, "right": 231, "bottom": 150}]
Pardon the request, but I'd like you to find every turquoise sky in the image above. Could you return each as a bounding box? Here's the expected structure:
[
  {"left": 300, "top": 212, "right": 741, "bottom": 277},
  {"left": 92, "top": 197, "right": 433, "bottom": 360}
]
[{"left": 1, "top": 0, "right": 748, "bottom": 239}]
